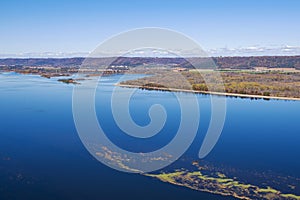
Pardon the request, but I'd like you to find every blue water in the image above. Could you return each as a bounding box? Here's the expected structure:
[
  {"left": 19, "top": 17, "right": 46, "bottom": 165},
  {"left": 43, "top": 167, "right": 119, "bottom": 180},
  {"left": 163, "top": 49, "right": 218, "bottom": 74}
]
[{"left": 0, "top": 72, "right": 299, "bottom": 199}]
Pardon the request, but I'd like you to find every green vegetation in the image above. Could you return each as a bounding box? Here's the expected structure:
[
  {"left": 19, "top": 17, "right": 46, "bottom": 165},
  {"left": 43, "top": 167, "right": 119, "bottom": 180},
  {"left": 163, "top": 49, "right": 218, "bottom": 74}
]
[
  {"left": 147, "top": 172, "right": 184, "bottom": 184},
  {"left": 281, "top": 194, "right": 300, "bottom": 200},
  {"left": 258, "top": 186, "right": 280, "bottom": 194},
  {"left": 147, "top": 168, "right": 300, "bottom": 200},
  {"left": 94, "top": 145, "right": 300, "bottom": 200}
]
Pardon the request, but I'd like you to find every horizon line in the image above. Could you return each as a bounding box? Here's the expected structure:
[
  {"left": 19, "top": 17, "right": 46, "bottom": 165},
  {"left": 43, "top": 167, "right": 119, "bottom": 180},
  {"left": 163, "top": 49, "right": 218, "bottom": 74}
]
[
  {"left": 0, "top": 54, "right": 300, "bottom": 59},
  {"left": 1, "top": 45, "right": 300, "bottom": 59}
]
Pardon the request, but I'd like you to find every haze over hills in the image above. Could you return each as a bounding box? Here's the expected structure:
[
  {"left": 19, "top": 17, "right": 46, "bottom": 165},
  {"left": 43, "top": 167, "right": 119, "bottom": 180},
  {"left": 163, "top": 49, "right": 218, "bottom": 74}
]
[{"left": 2, "top": 45, "right": 300, "bottom": 59}]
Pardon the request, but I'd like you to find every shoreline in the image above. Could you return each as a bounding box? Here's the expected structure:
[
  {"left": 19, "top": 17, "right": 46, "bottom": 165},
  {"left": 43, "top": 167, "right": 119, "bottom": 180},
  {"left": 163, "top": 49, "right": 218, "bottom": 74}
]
[{"left": 116, "top": 83, "right": 300, "bottom": 101}]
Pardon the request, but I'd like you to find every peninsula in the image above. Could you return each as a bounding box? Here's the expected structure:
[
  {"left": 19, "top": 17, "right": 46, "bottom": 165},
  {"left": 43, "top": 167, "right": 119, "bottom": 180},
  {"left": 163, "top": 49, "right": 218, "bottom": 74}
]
[{"left": 1, "top": 56, "right": 300, "bottom": 100}]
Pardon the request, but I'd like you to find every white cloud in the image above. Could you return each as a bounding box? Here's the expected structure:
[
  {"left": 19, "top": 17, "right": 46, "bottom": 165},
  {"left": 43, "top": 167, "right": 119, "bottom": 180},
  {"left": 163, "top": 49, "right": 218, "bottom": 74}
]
[
  {"left": 1, "top": 45, "right": 300, "bottom": 58},
  {"left": 0, "top": 52, "right": 89, "bottom": 58},
  {"left": 206, "top": 45, "right": 300, "bottom": 57}
]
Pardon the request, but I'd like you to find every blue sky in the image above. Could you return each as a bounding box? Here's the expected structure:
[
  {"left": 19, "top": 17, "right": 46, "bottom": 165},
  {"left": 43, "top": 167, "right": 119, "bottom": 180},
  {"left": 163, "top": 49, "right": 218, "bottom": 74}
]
[{"left": 0, "top": 0, "right": 299, "bottom": 56}]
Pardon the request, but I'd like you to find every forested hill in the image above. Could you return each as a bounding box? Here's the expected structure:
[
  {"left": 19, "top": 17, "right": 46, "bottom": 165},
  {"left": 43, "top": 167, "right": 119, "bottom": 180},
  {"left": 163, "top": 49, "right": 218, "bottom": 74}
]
[{"left": 1, "top": 56, "right": 300, "bottom": 69}]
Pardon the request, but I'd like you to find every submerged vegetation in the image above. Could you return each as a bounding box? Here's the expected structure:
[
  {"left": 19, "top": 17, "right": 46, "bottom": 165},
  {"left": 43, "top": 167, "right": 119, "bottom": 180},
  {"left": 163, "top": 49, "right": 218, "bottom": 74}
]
[
  {"left": 146, "top": 161, "right": 300, "bottom": 200},
  {"left": 95, "top": 144, "right": 300, "bottom": 200}
]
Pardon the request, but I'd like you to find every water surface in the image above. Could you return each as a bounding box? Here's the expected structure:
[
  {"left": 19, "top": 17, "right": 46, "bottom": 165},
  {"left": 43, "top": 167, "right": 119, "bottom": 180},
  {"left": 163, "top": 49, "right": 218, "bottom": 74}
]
[{"left": 0, "top": 72, "right": 299, "bottom": 199}]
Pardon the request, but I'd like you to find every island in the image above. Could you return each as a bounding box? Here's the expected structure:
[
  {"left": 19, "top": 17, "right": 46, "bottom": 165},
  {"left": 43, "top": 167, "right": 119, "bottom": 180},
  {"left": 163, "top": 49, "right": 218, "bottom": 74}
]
[
  {"left": 1, "top": 56, "right": 300, "bottom": 100},
  {"left": 57, "top": 78, "right": 79, "bottom": 84}
]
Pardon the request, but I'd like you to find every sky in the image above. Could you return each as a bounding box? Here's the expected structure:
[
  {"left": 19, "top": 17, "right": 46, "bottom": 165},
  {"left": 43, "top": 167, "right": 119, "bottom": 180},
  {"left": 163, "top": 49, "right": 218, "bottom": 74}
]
[{"left": 0, "top": 0, "right": 300, "bottom": 57}]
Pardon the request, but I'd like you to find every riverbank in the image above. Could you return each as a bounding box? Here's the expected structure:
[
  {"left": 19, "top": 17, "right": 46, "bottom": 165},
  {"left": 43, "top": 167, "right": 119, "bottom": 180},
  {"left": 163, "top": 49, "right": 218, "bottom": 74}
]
[{"left": 116, "top": 83, "right": 300, "bottom": 101}]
